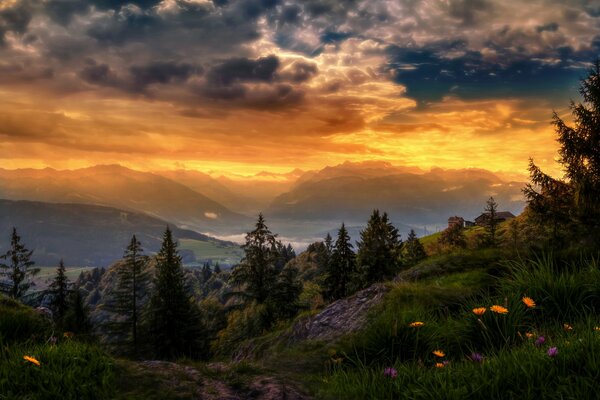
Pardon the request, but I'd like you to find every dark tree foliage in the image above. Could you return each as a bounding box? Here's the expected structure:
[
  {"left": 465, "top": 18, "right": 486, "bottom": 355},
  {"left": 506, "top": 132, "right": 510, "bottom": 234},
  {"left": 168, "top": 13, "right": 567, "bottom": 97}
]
[
  {"left": 213, "top": 262, "right": 222, "bottom": 274},
  {"left": 64, "top": 289, "right": 91, "bottom": 335},
  {"left": 438, "top": 223, "right": 467, "bottom": 249},
  {"left": 524, "top": 61, "right": 600, "bottom": 243},
  {"left": 275, "top": 243, "right": 296, "bottom": 271},
  {"left": 149, "top": 227, "right": 203, "bottom": 359},
  {"left": 482, "top": 197, "right": 500, "bottom": 247},
  {"left": 0, "top": 228, "right": 39, "bottom": 300},
  {"left": 201, "top": 262, "right": 213, "bottom": 282},
  {"left": 355, "top": 210, "right": 403, "bottom": 288},
  {"left": 323, "top": 223, "right": 355, "bottom": 301},
  {"left": 111, "top": 235, "right": 150, "bottom": 356},
  {"left": 270, "top": 264, "right": 303, "bottom": 320},
  {"left": 403, "top": 229, "right": 427, "bottom": 265},
  {"left": 229, "top": 214, "right": 280, "bottom": 304},
  {"left": 49, "top": 259, "right": 71, "bottom": 322}
]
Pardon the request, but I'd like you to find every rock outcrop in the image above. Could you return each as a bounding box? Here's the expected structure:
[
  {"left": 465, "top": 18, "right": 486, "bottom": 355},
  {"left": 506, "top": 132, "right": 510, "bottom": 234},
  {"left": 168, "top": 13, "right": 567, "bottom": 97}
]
[{"left": 290, "top": 283, "right": 389, "bottom": 342}]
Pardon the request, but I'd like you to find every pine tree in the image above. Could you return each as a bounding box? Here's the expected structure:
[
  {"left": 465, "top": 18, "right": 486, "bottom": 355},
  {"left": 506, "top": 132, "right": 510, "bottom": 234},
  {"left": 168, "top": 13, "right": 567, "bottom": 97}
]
[
  {"left": 111, "top": 235, "right": 150, "bottom": 356},
  {"left": 270, "top": 264, "right": 303, "bottom": 320},
  {"left": 229, "top": 214, "right": 279, "bottom": 304},
  {"left": 355, "top": 210, "right": 403, "bottom": 288},
  {"left": 524, "top": 61, "right": 600, "bottom": 242},
  {"left": 323, "top": 223, "right": 355, "bottom": 300},
  {"left": 149, "top": 227, "right": 202, "bottom": 359},
  {"left": 0, "top": 228, "right": 39, "bottom": 300},
  {"left": 201, "top": 262, "right": 213, "bottom": 282},
  {"left": 49, "top": 259, "right": 70, "bottom": 322},
  {"left": 483, "top": 197, "right": 500, "bottom": 247},
  {"left": 64, "top": 289, "right": 91, "bottom": 335},
  {"left": 403, "top": 229, "right": 427, "bottom": 265},
  {"left": 213, "top": 262, "right": 222, "bottom": 274}
]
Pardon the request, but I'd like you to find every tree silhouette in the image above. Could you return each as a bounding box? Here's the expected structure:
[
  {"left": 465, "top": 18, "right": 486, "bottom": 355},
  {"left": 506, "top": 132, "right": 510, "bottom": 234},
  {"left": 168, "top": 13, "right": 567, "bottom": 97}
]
[
  {"left": 0, "top": 228, "right": 39, "bottom": 300},
  {"left": 323, "top": 223, "right": 355, "bottom": 301}
]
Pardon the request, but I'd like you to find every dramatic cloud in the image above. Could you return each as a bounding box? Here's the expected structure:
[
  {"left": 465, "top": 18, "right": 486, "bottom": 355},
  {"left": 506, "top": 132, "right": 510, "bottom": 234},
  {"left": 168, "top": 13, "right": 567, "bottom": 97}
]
[{"left": 0, "top": 0, "right": 599, "bottom": 176}]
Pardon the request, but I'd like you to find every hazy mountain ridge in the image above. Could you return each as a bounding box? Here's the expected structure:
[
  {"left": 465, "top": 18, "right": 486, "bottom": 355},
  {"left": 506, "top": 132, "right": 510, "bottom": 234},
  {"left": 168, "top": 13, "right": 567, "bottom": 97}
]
[
  {"left": 0, "top": 199, "right": 239, "bottom": 267},
  {"left": 0, "top": 165, "right": 250, "bottom": 234}
]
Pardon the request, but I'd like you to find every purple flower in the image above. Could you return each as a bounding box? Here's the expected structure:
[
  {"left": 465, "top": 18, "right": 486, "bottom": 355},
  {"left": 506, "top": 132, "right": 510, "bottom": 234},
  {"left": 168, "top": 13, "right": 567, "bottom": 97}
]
[
  {"left": 535, "top": 336, "right": 546, "bottom": 346},
  {"left": 470, "top": 352, "right": 484, "bottom": 363},
  {"left": 383, "top": 367, "right": 398, "bottom": 379},
  {"left": 442, "top": 360, "right": 450, "bottom": 366},
  {"left": 547, "top": 347, "right": 558, "bottom": 358}
]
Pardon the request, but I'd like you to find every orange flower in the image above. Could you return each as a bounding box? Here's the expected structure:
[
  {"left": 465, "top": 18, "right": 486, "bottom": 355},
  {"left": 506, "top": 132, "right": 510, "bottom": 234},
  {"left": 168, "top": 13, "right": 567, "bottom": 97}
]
[
  {"left": 23, "top": 356, "right": 40, "bottom": 366},
  {"left": 594, "top": 326, "right": 600, "bottom": 332},
  {"left": 432, "top": 350, "right": 445, "bottom": 358},
  {"left": 563, "top": 324, "right": 573, "bottom": 331},
  {"left": 63, "top": 332, "right": 74, "bottom": 338},
  {"left": 409, "top": 321, "right": 425, "bottom": 328},
  {"left": 435, "top": 362, "right": 445, "bottom": 368},
  {"left": 490, "top": 305, "right": 509, "bottom": 314},
  {"left": 522, "top": 297, "right": 536, "bottom": 308},
  {"left": 472, "top": 307, "right": 486, "bottom": 316},
  {"left": 525, "top": 332, "right": 535, "bottom": 339}
]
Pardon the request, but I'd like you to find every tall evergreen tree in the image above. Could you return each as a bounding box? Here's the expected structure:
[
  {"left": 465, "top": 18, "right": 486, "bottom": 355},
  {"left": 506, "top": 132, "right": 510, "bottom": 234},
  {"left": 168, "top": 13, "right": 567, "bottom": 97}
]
[
  {"left": 270, "top": 264, "right": 303, "bottom": 320},
  {"left": 201, "top": 262, "right": 213, "bottom": 282},
  {"left": 524, "top": 61, "right": 600, "bottom": 242},
  {"left": 49, "top": 259, "right": 70, "bottom": 322},
  {"left": 403, "top": 229, "right": 427, "bottom": 265},
  {"left": 213, "top": 262, "right": 222, "bottom": 274},
  {"left": 64, "top": 289, "right": 91, "bottom": 335},
  {"left": 483, "top": 197, "right": 500, "bottom": 247},
  {"left": 149, "top": 227, "right": 201, "bottom": 359},
  {"left": 0, "top": 228, "right": 39, "bottom": 300},
  {"left": 355, "top": 210, "right": 403, "bottom": 288},
  {"left": 323, "top": 223, "right": 355, "bottom": 301},
  {"left": 229, "top": 214, "right": 280, "bottom": 304},
  {"left": 111, "top": 235, "right": 150, "bottom": 356}
]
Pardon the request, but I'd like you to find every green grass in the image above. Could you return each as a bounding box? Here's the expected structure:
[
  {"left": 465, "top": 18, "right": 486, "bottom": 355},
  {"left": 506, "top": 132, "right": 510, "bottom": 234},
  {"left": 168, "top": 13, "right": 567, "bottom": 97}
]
[
  {"left": 179, "top": 238, "right": 243, "bottom": 266},
  {"left": 0, "top": 340, "right": 115, "bottom": 400},
  {"left": 33, "top": 266, "right": 96, "bottom": 290},
  {"left": 313, "top": 254, "right": 600, "bottom": 399}
]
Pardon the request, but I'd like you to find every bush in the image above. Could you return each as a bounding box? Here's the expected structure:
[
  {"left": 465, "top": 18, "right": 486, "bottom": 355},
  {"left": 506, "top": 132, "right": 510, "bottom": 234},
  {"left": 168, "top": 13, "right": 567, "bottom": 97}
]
[{"left": 0, "top": 296, "right": 52, "bottom": 344}]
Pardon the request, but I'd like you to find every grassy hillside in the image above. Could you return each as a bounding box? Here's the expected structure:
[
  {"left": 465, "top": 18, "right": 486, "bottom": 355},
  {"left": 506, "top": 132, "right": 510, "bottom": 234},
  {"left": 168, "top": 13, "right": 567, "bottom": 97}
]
[{"left": 179, "top": 238, "right": 244, "bottom": 267}]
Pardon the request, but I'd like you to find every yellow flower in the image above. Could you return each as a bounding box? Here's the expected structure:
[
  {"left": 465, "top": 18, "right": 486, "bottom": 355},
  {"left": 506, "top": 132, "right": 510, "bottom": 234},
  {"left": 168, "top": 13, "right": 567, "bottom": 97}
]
[
  {"left": 490, "top": 305, "right": 509, "bottom": 314},
  {"left": 432, "top": 350, "right": 445, "bottom": 358},
  {"left": 472, "top": 307, "right": 486, "bottom": 316},
  {"left": 563, "top": 324, "right": 573, "bottom": 331},
  {"left": 23, "top": 356, "right": 40, "bottom": 366},
  {"left": 525, "top": 332, "right": 535, "bottom": 339},
  {"left": 435, "top": 362, "right": 445, "bottom": 368},
  {"left": 594, "top": 326, "right": 600, "bottom": 332},
  {"left": 63, "top": 332, "right": 74, "bottom": 338},
  {"left": 409, "top": 321, "right": 425, "bottom": 328},
  {"left": 522, "top": 297, "right": 536, "bottom": 308}
]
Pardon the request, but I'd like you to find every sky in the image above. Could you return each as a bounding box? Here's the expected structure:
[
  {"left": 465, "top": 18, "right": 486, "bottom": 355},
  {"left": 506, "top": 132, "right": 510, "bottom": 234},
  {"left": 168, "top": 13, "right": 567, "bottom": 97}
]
[{"left": 1, "top": 0, "right": 599, "bottom": 178}]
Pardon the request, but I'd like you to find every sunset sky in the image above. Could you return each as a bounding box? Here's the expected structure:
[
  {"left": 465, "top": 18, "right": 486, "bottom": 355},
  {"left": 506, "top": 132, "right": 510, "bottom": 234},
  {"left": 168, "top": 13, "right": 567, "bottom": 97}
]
[{"left": 1, "top": 0, "right": 599, "bottom": 177}]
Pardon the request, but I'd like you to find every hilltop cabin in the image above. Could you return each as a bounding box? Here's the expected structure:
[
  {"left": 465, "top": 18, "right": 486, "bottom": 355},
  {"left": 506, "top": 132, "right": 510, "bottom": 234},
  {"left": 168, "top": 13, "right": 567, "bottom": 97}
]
[
  {"left": 474, "top": 211, "right": 516, "bottom": 226},
  {"left": 447, "top": 216, "right": 475, "bottom": 229}
]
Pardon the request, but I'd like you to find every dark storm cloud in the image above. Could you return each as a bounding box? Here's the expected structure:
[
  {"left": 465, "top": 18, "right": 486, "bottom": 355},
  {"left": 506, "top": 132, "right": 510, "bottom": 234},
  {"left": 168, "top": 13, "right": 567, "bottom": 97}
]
[
  {"left": 206, "top": 55, "right": 280, "bottom": 86},
  {"left": 130, "top": 62, "right": 201, "bottom": 89},
  {"left": 0, "top": 0, "right": 33, "bottom": 44},
  {"left": 281, "top": 61, "right": 318, "bottom": 83},
  {"left": 448, "top": 0, "right": 494, "bottom": 26},
  {"left": 536, "top": 22, "right": 559, "bottom": 33}
]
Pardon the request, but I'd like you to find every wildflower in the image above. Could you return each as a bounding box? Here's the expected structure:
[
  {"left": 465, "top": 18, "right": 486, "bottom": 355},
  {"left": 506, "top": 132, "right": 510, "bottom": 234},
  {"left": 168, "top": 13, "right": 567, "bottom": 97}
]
[
  {"left": 332, "top": 357, "right": 343, "bottom": 365},
  {"left": 525, "top": 332, "right": 535, "bottom": 339},
  {"left": 49, "top": 336, "right": 58, "bottom": 345},
  {"left": 547, "top": 347, "right": 558, "bottom": 358},
  {"left": 443, "top": 360, "right": 450, "bottom": 366},
  {"left": 435, "top": 362, "right": 445, "bottom": 368},
  {"left": 490, "top": 305, "right": 509, "bottom": 314},
  {"left": 563, "top": 324, "right": 573, "bottom": 331},
  {"left": 472, "top": 307, "right": 486, "bottom": 316},
  {"left": 23, "top": 356, "right": 40, "bottom": 366},
  {"left": 594, "top": 326, "right": 600, "bottom": 332},
  {"left": 383, "top": 367, "right": 398, "bottom": 379},
  {"left": 534, "top": 336, "right": 545, "bottom": 346},
  {"left": 63, "top": 332, "right": 74, "bottom": 339},
  {"left": 470, "top": 352, "right": 484, "bottom": 363},
  {"left": 409, "top": 321, "right": 425, "bottom": 328},
  {"left": 432, "top": 350, "right": 445, "bottom": 358},
  {"left": 522, "top": 297, "right": 536, "bottom": 308}
]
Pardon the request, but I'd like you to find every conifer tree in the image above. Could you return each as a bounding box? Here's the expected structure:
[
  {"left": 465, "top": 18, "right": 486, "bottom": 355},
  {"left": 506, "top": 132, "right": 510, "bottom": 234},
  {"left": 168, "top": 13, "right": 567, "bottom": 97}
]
[
  {"left": 270, "top": 264, "right": 303, "bottom": 319},
  {"left": 403, "top": 229, "right": 427, "bottom": 265},
  {"left": 482, "top": 197, "right": 500, "bottom": 247},
  {"left": 229, "top": 214, "right": 279, "bottom": 304},
  {"left": 355, "top": 210, "right": 403, "bottom": 288},
  {"left": 213, "top": 262, "right": 222, "bottom": 274},
  {"left": 149, "top": 227, "right": 202, "bottom": 359},
  {"left": 323, "top": 223, "right": 355, "bottom": 300},
  {"left": 49, "top": 259, "right": 70, "bottom": 322},
  {"left": 201, "top": 262, "right": 213, "bottom": 282},
  {"left": 111, "top": 235, "right": 150, "bottom": 356},
  {"left": 0, "top": 228, "right": 39, "bottom": 300},
  {"left": 64, "top": 289, "right": 91, "bottom": 335}
]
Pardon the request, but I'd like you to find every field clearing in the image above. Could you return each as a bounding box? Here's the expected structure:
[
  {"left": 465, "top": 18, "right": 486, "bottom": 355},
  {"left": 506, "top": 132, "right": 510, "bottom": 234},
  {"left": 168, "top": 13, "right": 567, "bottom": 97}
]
[{"left": 179, "top": 238, "right": 243, "bottom": 267}]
